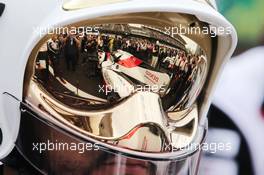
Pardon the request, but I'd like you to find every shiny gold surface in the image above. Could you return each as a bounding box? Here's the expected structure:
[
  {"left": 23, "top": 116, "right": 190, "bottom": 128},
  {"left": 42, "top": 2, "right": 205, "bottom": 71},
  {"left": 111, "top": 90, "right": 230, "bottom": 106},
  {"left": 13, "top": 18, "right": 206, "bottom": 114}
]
[{"left": 24, "top": 12, "right": 212, "bottom": 152}]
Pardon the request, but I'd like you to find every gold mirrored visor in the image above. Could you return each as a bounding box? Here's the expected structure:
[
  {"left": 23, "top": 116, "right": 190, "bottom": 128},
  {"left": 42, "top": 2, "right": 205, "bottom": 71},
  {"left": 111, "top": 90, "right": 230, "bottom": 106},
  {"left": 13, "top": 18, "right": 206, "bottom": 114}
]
[
  {"left": 24, "top": 12, "right": 212, "bottom": 153},
  {"left": 16, "top": 105, "right": 201, "bottom": 175}
]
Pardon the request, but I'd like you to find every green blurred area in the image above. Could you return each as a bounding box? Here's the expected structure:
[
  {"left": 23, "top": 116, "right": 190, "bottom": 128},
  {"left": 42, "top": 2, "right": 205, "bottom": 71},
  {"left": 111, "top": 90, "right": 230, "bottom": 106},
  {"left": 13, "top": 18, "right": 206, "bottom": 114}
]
[{"left": 217, "top": 0, "right": 264, "bottom": 49}]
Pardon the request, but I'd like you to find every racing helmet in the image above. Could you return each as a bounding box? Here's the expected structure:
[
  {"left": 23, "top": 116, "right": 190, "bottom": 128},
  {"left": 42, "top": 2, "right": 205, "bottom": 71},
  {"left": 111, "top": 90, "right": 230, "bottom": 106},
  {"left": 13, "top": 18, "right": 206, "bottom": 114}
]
[{"left": 0, "top": 0, "right": 237, "bottom": 174}]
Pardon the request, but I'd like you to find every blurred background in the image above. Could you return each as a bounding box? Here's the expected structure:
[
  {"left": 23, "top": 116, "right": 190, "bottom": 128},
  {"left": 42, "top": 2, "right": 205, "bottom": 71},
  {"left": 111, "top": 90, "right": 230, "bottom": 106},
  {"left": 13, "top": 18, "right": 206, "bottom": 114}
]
[
  {"left": 199, "top": 1, "right": 264, "bottom": 175},
  {"left": 217, "top": 0, "right": 264, "bottom": 52}
]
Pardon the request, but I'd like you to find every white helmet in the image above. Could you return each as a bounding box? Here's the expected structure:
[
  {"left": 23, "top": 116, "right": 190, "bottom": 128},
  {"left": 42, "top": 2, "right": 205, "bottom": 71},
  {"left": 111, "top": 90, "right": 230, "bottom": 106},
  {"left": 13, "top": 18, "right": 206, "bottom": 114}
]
[{"left": 0, "top": 0, "right": 237, "bottom": 174}]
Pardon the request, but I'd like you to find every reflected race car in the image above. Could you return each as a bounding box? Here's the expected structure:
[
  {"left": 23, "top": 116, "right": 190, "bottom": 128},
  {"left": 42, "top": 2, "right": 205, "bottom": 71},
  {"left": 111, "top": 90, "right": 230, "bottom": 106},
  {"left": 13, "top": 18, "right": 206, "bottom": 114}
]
[{"left": 98, "top": 50, "right": 171, "bottom": 98}]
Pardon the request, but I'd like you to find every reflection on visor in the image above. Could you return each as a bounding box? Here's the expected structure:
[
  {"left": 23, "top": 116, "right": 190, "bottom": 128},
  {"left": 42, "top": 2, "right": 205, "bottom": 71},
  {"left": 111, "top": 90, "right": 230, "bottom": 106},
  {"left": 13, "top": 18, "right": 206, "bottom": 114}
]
[
  {"left": 32, "top": 23, "right": 207, "bottom": 111},
  {"left": 24, "top": 13, "right": 211, "bottom": 154}
]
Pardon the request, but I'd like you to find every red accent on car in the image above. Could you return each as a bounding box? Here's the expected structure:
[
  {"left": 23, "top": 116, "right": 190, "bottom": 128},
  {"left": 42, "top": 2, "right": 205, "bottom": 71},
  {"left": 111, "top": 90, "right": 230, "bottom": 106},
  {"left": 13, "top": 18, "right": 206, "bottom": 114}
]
[
  {"left": 118, "top": 56, "right": 143, "bottom": 68},
  {"left": 122, "top": 126, "right": 141, "bottom": 140},
  {"left": 106, "top": 52, "right": 111, "bottom": 60},
  {"left": 145, "top": 70, "right": 159, "bottom": 83}
]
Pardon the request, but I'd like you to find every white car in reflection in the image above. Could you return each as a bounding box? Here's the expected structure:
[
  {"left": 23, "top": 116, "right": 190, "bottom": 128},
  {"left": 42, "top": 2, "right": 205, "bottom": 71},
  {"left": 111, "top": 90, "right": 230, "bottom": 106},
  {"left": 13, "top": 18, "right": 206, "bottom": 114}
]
[{"left": 98, "top": 50, "right": 171, "bottom": 99}]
